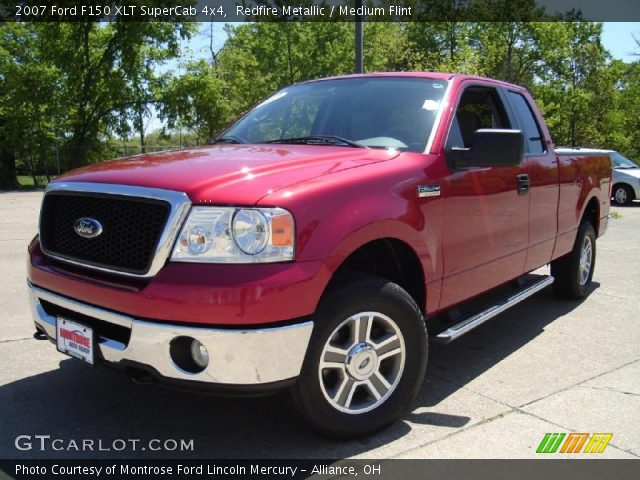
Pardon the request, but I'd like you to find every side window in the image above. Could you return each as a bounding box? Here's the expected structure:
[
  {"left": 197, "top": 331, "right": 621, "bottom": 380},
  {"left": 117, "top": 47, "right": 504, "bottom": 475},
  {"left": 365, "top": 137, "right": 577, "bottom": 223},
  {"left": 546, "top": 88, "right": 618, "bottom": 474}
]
[
  {"left": 507, "top": 92, "right": 545, "bottom": 155},
  {"left": 609, "top": 152, "right": 638, "bottom": 168},
  {"left": 446, "top": 87, "right": 510, "bottom": 149}
]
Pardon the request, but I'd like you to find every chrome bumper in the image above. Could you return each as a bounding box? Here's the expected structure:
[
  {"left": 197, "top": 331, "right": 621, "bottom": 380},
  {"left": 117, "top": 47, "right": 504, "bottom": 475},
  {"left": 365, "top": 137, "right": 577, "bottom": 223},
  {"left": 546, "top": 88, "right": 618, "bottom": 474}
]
[{"left": 28, "top": 282, "right": 313, "bottom": 385}]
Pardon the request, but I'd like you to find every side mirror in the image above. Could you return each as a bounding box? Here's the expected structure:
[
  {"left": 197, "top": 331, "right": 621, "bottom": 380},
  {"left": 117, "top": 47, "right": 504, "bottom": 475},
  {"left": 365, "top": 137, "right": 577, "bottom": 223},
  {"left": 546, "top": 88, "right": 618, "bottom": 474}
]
[{"left": 448, "top": 129, "right": 524, "bottom": 169}]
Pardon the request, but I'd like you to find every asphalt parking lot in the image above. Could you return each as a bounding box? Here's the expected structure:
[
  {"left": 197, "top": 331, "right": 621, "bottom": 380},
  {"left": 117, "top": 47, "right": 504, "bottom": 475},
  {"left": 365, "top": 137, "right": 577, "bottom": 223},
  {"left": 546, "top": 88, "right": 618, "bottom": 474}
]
[{"left": 0, "top": 190, "right": 638, "bottom": 459}]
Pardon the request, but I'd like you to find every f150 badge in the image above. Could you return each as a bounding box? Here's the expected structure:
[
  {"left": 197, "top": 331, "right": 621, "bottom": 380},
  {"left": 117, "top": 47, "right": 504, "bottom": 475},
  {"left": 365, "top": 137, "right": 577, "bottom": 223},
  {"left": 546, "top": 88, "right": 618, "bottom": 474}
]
[
  {"left": 73, "top": 217, "right": 103, "bottom": 239},
  {"left": 417, "top": 184, "right": 441, "bottom": 197}
]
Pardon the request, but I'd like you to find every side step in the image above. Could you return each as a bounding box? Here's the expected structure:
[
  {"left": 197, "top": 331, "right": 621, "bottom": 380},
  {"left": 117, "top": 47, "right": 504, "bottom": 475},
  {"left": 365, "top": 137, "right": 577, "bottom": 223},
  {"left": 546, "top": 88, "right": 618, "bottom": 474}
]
[{"left": 435, "top": 275, "right": 554, "bottom": 344}]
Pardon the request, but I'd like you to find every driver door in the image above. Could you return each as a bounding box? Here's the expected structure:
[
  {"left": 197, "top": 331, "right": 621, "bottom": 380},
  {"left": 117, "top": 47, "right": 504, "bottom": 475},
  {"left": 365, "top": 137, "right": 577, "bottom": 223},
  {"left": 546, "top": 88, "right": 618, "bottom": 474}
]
[{"left": 439, "top": 84, "right": 529, "bottom": 309}]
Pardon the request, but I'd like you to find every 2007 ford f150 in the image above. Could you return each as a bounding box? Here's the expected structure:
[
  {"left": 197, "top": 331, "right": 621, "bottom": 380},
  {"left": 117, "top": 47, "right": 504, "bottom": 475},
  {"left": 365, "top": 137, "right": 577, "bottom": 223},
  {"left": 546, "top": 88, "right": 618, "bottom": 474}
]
[{"left": 27, "top": 73, "right": 611, "bottom": 438}]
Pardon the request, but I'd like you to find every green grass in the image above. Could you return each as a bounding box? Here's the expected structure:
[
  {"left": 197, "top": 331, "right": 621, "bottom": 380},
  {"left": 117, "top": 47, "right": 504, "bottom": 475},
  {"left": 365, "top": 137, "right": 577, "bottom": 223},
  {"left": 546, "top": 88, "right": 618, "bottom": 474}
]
[
  {"left": 610, "top": 211, "right": 622, "bottom": 220},
  {"left": 17, "top": 175, "right": 49, "bottom": 188}
]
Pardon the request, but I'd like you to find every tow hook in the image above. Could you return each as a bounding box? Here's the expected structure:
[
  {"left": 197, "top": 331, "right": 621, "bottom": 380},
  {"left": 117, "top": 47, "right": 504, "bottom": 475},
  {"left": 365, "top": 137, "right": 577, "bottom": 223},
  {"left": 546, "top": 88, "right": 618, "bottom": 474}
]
[{"left": 33, "top": 330, "right": 48, "bottom": 341}]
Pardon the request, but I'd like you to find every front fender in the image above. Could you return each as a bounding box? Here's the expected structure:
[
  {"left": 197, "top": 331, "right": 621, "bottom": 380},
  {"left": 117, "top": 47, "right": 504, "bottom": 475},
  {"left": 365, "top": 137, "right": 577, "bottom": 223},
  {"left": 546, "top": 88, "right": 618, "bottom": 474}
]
[{"left": 257, "top": 154, "right": 444, "bottom": 313}]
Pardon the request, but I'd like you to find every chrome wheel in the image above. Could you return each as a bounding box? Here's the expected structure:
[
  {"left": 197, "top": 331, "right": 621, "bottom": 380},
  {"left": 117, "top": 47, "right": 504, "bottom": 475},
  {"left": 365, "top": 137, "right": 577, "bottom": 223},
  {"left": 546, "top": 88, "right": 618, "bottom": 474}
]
[
  {"left": 579, "top": 236, "right": 593, "bottom": 285},
  {"left": 614, "top": 187, "right": 628, "bottom": 205},
  {"left": 318, "top": 312, "right": 406, "bottom": 414}
]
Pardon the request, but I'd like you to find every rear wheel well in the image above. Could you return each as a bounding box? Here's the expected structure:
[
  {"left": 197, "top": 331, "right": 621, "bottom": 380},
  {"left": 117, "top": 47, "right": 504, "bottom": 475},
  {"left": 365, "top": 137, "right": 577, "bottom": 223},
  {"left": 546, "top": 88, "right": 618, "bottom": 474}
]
[
  {"left": 582, "top": 197, "right": 600, "bottom": 235},
  {"left": 326, "top": 239, "right": 426, "bottom": 314}
]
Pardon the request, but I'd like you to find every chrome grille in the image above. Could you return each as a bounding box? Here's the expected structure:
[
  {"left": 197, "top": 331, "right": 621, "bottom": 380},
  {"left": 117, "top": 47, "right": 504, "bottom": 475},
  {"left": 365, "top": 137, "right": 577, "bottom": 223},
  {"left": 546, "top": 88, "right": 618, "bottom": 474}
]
[{"left": 40, "top": 191, "right": 170, "bottom": 274}]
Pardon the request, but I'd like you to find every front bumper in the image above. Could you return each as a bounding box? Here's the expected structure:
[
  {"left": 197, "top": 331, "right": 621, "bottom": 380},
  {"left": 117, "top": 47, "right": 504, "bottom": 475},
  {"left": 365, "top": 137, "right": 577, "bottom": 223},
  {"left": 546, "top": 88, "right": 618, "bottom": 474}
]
[
  {"left": 29, "top": 282, "right": 313, "bottom": 386},
  {"left": 28, "top": 241, "right": 328, "bottom": 326}
]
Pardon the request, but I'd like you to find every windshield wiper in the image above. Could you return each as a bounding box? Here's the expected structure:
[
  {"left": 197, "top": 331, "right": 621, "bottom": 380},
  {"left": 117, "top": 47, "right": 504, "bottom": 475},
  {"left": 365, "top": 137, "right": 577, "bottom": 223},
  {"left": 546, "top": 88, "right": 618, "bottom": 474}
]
[
  {"left": 265, "top": 135, "right": 368, "bottom": 148},
  {"left": 212, "top": 135, "right": 246, "bottom": 144}
]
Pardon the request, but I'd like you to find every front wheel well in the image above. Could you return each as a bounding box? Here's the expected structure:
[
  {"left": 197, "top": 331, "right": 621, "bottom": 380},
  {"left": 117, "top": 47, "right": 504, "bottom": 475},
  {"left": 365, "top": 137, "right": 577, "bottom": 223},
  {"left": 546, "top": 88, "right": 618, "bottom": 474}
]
[{"left": 325, "top": 238, "right": 426, "bottom": 314}]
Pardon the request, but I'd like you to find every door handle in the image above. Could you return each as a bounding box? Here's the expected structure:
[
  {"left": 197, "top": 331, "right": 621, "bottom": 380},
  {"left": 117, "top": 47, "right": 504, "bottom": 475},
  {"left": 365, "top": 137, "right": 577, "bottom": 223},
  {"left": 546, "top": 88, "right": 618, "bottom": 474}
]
[{"left": 517, "top": 174, "right": 530, "bottom": 196}]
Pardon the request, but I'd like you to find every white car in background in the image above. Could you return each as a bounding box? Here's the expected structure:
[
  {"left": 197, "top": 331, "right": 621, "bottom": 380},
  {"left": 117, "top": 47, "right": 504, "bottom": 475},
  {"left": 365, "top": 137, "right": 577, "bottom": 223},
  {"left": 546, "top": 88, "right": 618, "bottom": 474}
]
[
  {"left": 610, "top": 151, "right": 640, "bottom": 205},
  {"left": 556, "top": 148, "right": 640, "bottom": 206}
]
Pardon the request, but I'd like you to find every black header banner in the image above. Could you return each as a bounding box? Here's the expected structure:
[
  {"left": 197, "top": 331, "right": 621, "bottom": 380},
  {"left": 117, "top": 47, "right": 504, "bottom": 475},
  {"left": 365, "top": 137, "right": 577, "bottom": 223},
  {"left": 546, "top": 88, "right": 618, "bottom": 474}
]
[
  {"left": 2, "top": 0, "right": 640, "bottom": 22},
  {"left": 0, "top": 459, "right": 639, "bottom": 480}
]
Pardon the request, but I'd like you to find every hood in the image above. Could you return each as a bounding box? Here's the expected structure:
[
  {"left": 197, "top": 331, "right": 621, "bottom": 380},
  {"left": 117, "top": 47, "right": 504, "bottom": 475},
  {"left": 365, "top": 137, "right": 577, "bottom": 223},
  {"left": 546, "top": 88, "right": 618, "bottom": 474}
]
[
  {"left": 55, "top": 144, "right": 400, "bottom": 204},
  {"left": 614, "top": 167, "right": 640, "bottom": 180}
]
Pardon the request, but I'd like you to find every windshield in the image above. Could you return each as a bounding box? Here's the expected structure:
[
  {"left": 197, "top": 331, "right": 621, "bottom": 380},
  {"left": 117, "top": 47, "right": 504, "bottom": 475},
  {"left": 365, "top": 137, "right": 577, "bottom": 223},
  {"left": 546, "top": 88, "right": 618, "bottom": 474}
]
[
  {"left": 611, "top": 152, "right": 638, "bottom": 169},
  {"left": 220, "top": 77, "right": 448, "bottom": 153}
]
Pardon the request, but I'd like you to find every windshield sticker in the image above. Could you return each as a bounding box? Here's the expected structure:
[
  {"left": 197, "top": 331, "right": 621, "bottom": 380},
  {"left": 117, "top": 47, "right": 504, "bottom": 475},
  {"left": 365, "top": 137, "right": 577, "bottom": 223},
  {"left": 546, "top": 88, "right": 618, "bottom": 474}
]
[
  {"left": 432, "top": 83, "right": 444, "bottom": 89},
  {"left": 422, "top": 99, "right": 440, "bottom": 111}
]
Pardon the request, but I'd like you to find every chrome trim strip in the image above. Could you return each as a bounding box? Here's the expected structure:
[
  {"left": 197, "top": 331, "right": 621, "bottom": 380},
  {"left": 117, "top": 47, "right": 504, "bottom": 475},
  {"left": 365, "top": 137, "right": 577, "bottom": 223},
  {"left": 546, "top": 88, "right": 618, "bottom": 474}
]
[
  {"left": 40, "top": 182, "right": 191, "bottom": 278},
  {"left": 436, "top": 276, "right": 555, "bottom": 343},
  {"left": 28, "top": 282, "right": 313, "bottom": 385}
]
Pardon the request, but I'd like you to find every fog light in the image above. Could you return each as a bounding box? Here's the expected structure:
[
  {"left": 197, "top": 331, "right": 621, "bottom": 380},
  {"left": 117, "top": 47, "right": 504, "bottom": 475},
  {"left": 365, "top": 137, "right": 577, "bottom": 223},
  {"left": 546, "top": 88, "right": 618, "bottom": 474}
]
[{"left": 190, "top": 339, "right": 209, "bottom": 369}]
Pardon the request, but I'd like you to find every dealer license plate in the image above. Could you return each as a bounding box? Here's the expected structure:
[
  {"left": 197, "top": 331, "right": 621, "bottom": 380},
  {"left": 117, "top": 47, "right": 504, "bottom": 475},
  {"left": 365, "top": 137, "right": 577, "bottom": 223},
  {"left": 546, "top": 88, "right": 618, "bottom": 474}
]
[{"left": 56, "top": 318, "right": 94, "bottom": 365}]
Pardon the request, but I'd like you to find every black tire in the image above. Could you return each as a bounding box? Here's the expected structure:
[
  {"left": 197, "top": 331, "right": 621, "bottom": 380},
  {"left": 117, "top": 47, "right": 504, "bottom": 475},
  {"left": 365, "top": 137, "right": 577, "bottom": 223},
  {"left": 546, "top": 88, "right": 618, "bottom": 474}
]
[
  {"left": 612, "top": 184, "right": 634, "bottom": 206},
  {"left": 551, "top": 221, "right": 596, "bottom": 299},
  {"left": 291, "top": 275, "right": 428, "bottom": 439}
]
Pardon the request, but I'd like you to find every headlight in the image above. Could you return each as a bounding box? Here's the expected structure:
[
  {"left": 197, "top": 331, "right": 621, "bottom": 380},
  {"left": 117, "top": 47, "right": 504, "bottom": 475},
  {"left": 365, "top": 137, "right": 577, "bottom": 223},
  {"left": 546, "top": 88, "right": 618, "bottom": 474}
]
[
  {"left": 232, "top": 209, "right": 269, "bottom": 254},
  {"left": 171, "top": 207, "right": 294, "bottom": 263}
]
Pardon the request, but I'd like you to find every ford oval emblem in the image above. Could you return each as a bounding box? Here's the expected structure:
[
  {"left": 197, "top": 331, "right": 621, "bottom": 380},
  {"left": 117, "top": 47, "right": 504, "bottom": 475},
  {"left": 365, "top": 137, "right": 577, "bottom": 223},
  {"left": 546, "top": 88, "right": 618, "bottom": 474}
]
[{"left": 73, "top": 217, "right": 103, "bottom": 239}]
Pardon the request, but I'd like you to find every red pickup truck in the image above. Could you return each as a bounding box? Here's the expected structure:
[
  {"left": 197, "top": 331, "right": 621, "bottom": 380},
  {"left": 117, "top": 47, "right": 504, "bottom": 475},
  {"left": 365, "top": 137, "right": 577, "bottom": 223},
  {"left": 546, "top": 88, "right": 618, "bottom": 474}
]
[{"left": 27, "top": 73, "right": 611, "bottom": 439}]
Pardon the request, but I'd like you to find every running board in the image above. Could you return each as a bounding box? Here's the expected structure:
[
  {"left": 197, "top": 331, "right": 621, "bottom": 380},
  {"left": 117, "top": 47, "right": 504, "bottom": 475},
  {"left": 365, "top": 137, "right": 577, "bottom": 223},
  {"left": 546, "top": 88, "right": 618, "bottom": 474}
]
[{"left": 435, "top": 276, "right": 554, "bottom": 344}]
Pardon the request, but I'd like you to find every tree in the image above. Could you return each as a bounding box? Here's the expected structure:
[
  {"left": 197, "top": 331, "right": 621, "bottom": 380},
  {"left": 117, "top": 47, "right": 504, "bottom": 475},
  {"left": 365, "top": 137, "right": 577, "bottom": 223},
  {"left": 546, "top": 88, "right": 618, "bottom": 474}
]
[
  {"left": 0, "top": 21, "right": 195, "bottom": 185},
  {"left": 35, "top": 22, "right": 195, "bottom": 169},
  {"left": 531, "top": 22, "right": 610, "bottom": 147},
  {"left": 470, "top": 22, "right": 542, "bottom": 85},
  {"left": 607, "top": 60, "right": 640, "bottom": 159},
  {"left": 3, "top": 17, "right": 639, "bottom": 188},
  {"left": 0, "top": 23, "right": 59, "bottom": 187},
  {"left": 159, "top": 60, "right": 231, "bottom": 142},
  {"left": 218, "top": 23, "right": 353, "bottom": 94},
  {"left": 403, "top": 22, "right": 477, "bottom": 72}
]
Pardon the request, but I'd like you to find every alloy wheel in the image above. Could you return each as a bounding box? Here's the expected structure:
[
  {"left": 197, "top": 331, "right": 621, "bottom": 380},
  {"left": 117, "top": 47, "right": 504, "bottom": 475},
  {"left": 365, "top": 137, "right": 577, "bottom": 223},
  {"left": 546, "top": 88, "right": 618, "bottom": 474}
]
[{"left": 318, "top": 312, "right": 406, "bottom": 414}]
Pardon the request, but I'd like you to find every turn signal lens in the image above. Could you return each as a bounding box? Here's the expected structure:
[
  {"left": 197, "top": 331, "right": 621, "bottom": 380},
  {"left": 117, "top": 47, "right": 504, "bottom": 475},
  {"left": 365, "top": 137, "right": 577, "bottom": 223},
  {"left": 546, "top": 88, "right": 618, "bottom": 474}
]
[{"left": 271, "top": 213, "right": 294, "bottom": 247}]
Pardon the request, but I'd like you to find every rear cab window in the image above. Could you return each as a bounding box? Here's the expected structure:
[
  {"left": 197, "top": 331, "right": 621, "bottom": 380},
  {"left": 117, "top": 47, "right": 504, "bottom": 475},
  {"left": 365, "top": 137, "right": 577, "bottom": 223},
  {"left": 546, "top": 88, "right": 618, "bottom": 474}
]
[{"left": 505, "top": 91, "right": 546, "bottom": 155}]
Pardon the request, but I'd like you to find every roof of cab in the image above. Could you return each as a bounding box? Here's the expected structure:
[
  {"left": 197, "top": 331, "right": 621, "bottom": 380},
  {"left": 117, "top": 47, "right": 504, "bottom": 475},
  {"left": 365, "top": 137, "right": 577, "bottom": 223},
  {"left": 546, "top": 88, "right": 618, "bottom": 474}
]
[
  {"left": 302, "top": 72, "right": 528, "bottom": 91},
  {"left": 305, "top": 72, "right": 455, "bottom": 82}
]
